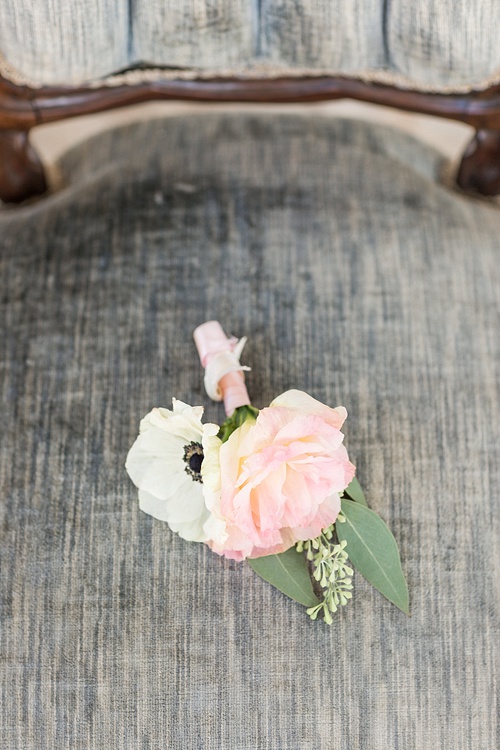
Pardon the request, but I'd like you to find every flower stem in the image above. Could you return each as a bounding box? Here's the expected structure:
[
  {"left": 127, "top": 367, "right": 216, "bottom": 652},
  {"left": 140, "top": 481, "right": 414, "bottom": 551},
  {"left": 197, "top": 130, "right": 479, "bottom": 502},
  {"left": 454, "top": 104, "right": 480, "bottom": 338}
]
[{"left": 218, "top": 371, "right": 251, "bottom": 417}]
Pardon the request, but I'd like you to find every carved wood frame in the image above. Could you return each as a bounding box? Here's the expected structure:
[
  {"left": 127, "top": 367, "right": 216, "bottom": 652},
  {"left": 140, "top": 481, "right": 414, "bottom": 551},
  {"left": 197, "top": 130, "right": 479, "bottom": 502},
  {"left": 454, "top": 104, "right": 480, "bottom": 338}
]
[{"left": 1, "top": 72, "right": 500, "bottom": 203}]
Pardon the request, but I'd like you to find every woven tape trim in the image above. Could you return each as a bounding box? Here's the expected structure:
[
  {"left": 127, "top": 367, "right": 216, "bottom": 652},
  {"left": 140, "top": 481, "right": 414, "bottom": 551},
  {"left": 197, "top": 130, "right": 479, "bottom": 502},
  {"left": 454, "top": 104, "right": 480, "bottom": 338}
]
[{"left": 1, "top": 53, "right": 500, "bottom": 94}]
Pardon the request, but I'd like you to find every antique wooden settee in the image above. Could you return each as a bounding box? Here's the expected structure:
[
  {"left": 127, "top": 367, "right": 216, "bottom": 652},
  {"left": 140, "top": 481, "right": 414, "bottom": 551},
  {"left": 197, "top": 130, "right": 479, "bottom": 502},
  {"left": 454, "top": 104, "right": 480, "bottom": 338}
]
[{"left": 1, "top": 1, "right": 500, "bottom": 202}]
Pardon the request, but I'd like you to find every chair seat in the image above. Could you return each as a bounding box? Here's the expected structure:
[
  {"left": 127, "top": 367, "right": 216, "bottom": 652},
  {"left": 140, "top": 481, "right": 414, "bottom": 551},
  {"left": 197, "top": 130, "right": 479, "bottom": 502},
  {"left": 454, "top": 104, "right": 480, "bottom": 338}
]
[{"left": 0, "top": 113, "right": 498, "bottom": 749}]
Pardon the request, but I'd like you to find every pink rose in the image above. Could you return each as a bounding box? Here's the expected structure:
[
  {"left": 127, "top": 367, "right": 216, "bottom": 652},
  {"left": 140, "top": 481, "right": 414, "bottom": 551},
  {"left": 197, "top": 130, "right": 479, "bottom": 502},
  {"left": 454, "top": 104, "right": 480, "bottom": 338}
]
[{"left": 201, "top": 390, "right": 355, "bottom": 560}]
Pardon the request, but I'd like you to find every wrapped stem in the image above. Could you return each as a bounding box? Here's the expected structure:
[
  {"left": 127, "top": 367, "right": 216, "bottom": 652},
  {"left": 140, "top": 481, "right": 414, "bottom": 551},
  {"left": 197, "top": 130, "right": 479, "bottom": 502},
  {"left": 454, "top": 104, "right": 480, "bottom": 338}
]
[{"left": 193, "top": 321, "right": 251, "bottom": 416}]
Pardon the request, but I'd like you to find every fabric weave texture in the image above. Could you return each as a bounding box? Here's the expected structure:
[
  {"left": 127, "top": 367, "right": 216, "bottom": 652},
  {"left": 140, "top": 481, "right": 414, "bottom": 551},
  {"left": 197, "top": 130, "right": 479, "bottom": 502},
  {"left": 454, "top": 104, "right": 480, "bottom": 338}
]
[
  {"left": 0, "top": 114, "right": 498, "bottom": 749},
  {"left": 1, "top": 1, "right": 500, "bottom": 89}
]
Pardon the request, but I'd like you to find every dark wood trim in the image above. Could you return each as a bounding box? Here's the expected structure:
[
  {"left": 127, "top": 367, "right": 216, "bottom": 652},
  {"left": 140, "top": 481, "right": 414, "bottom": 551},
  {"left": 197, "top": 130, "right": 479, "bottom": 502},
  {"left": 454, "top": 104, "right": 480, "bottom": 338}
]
[
  {"left": 0, "top": 129, "right": 47, "bottom": 203},
  {"left": 2, "top": 72, "right": 500, "bottom": 202},
  {"left": 0, "top": 75, "right": 39, "bottom": 130},
  {"left": 3, "top": 74, "right": 500, "bottom": 128},
  {"left": 456, "top": 129, "right": 500, "bottom": 196}
]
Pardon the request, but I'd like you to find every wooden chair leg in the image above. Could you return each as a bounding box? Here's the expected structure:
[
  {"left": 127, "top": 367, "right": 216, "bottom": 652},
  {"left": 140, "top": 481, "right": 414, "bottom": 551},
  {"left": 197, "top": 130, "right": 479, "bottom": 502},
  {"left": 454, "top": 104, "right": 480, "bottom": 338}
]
[
  {"left": 0, "top": 129, "right": 47, "bottom": 204},
  {"left": 456, "top": 129, "right": 500, "bottom": 197}
]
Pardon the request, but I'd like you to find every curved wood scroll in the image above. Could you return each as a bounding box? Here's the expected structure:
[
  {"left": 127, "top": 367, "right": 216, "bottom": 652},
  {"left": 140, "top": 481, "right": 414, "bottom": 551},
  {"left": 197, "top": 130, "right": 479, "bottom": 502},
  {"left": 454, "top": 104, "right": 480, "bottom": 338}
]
[
  {"left": 0, "top": 129, "right": 47, "bottom": 203},
  {"left": 1, "top": 73, "right": 500, "bottom": 202},
  {"left": 456, "top": 129, "right": 500, "bottom": 196}
]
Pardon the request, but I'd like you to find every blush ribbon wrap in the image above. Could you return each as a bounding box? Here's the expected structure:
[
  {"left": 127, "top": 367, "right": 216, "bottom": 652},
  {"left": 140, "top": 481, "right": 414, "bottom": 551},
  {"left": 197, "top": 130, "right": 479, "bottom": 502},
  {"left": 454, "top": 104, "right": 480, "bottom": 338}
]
[{"left": 193, "top": 321, "right": 251, "bottom": 416}]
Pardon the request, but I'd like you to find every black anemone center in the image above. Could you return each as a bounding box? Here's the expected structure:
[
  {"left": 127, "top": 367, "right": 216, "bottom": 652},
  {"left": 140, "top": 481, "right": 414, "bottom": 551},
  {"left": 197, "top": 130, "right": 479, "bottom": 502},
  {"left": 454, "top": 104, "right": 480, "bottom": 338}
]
[
  {"left": 189, "top": 452, "right": 203, "bottom": 474},
  {"left": 183, "top": 441, "right": 204, "bottom": 483}
]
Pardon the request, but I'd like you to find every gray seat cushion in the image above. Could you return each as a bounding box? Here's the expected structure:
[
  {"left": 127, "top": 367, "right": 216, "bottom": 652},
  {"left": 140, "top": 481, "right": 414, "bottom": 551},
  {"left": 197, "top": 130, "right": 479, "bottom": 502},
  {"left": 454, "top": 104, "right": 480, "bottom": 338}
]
[{"left": 0, "top": 114, "right": 498, "bottom": 749}]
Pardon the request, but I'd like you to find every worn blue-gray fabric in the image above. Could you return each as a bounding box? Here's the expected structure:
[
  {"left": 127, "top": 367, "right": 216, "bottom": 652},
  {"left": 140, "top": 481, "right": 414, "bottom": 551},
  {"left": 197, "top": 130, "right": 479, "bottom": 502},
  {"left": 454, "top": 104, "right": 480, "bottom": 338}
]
[
  {"left": 1, "top": 1, "right": 500, "bottom": 89},
  {"left": 0, "top": 114, "right": 498, "bottom": 748},
  {"left": 0, "top": 0, "right": 130, "bottom": 85}
]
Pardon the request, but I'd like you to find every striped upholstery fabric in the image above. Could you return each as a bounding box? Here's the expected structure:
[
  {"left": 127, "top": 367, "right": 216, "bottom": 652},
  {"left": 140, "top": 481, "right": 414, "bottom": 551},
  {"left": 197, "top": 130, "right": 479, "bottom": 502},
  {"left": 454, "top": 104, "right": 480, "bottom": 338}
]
[
  {"left": 0, "top": 0, "right": 130, "bottom": 86},
  {"left": 0, "top": 1, "right": 499, "bottom": 89},
  {"left": 0, "top": 113, "right": 498, "bottom": 748}
]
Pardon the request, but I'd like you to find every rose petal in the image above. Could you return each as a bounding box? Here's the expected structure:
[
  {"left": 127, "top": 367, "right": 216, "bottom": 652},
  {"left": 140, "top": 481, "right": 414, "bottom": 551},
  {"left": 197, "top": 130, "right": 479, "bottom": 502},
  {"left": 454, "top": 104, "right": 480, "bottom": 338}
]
[{"left": 270, "top": 389, "right": 347, "bottom": 429}]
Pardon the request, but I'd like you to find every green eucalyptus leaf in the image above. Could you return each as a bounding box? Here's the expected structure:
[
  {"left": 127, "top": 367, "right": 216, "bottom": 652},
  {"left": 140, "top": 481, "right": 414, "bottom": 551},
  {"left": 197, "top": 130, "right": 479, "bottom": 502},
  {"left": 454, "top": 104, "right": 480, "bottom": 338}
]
[
  {"left": 344, "top": 476, "right": 368, "bottom": 506},
  {"left": 248, "top": 548, "right": 320, "bottom": 608},
  {"left": 337, "top": 498, "right": 409, "bottom": 614}
]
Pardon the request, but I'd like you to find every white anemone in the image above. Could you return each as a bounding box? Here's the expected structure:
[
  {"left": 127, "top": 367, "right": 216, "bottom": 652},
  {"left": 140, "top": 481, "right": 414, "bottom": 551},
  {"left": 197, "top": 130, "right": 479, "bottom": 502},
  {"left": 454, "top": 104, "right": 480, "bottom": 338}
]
[{"left": 125, "top": 399, "right": 224, "bottom": 542}]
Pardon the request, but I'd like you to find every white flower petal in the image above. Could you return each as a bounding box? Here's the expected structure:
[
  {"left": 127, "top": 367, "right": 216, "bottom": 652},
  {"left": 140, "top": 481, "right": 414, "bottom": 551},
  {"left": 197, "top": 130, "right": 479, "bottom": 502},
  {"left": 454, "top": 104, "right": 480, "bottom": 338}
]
[
  {"left": 168, "top": 517, "right": 207, "bottom": 543},
  {"left": 125, "top": 429, "right": 187, "bottom": 500},
  {"left": 165, "top": 481, "right": 214, "bottom": 542},
  {"left": 138, "top": 485, "right": 211, "bottom": 543},
  {"left": 202, "top": 513, "right": 228, "bottom": 545},
  {"left": 201, "top": 434, "right": 222, "bottom": 494},
  {"left": 172, "top": 399, "right": 204, "bottom": 421},
  {"left": 202, "top": 422, "right": 220, "bottom": 438},
  {"left": 139, "top": 403, "right": 206, "bottom": 443},
  {"left": 149, "top": 411, "right": 203, "bottom": 442},
  {"left": 163, "top": 478, "right": 207, "bottom": 524},
  {"left": 138, "top": 488, "right": 173, "bottom": 523},
  {"left": 127, "top": 400, "right": 223, "bottom": 543}
]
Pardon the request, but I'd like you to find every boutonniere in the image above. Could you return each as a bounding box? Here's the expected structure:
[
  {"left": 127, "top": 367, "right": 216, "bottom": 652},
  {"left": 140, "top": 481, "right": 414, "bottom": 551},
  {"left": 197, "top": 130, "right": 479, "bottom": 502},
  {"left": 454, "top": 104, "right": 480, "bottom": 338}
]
[{"left": 126, "top": 321, "right": 409, "bottom": 622}]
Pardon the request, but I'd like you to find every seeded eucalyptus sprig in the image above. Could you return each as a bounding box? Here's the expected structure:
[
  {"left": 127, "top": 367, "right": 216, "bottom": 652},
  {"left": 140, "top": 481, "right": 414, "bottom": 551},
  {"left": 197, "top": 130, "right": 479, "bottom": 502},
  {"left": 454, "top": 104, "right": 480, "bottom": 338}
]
[
  {"left": 297, "top": 522, "right": 354, "bottom": 624},
  {"left": 247, "top": 477, "right": 409, "bottom": 621}
]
